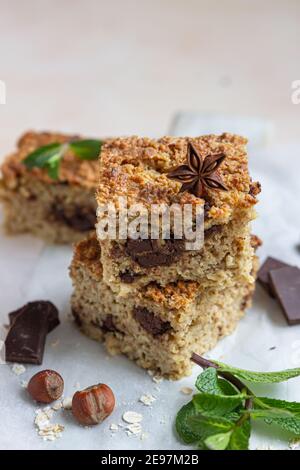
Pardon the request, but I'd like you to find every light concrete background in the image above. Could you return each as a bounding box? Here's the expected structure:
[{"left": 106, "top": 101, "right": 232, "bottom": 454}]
[{"left": 0, "top": 0, "right": 299, "bottom": 156}]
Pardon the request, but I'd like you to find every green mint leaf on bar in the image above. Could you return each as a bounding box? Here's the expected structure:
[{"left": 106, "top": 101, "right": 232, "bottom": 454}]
[
  {"left": 24, "top": 143, "right": 63, "bottom": 169},
  {"left": 69, "top": 139, "right": 103, "bottom": 160},
  {"left": 23, "top": 139, "right": 102, "bottom": 180},
  {"left": 215, "top": 361, "right": 300, "bottom": 383},
  {"left": 176, "top": 354, "right": 300, "bottom": 450}
]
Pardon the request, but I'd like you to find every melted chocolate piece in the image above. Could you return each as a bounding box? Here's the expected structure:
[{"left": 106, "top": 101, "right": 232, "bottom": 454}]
[
  {"left": 133, "top": 307, "right": 171, "bottom": 336},
  {"left": 125, "top": 238, "right": 185, "bottom": 268},
  {"left": 6, "top": 301, "right": 59, "bottom": 364},
  {"left": 51, "top": 204, "right": 96, "bottom": 232}
]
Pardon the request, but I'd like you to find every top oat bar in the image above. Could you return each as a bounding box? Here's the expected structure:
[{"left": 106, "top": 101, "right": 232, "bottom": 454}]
[
  {"left": 0, "top": 131, "right": 100, "bottom": 243},
  {"left": 96, "top": 134, "right": 260, "bottom": 294}
]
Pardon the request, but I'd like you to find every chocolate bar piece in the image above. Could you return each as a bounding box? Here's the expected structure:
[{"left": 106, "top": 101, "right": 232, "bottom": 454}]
[
  {"left": 9, "top": 301, "right": 59, "bottom": 332},
  {"left": 257, "top": 257, "right": 291, "bottom": 296},
  {"left": 269, "top": 266, "right": 300, "bottom": 325},
  {"left": 5, "top": 301, "right": 59, "bottom": 364}
]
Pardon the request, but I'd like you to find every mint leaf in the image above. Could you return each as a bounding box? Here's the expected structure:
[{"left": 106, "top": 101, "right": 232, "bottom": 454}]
[
  {"left": 188, "top": 414, "right": 234, "bottom": 437},
  {"left": 69, "top": 139, "right": 102, "bottom": 160},
  {"left": 216, "top": 362, "right": 300, "bottom": 383},
  {"left": 204, "top": 431, "right": 232, "bottom": 450},
  {"left": 193, "top": 393, "right": 245, "bottom": 417},
  {"left": 176, "top": 402, "right": 201, "bottom": 444},
  {"left": 24, "top": 143, "right": 63, "bottom": 169},
  {"left": 44, "top": 153, "right": 61, "bottom": 179},
  {"left": 196, "top": 368, "right": 238, "bottom": 395},
  {"left": 228, "top": 419, "right": 251, "bottom": 450},
  {"left": 250, "top": 396, "right": 300, "bottom": 435}
]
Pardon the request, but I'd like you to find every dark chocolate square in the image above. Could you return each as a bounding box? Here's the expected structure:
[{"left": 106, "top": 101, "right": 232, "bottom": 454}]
[
  {"left": 257, "top": 257, "right": 292, "bottom": 297},
  {"left": 269, "top": 266, "right": 300, "bottom": 325}
]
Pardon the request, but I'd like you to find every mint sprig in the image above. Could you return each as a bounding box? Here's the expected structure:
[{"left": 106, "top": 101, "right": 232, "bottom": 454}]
[
  {"left": 176, "top": 353, "right": 300, "bottom": 450},
  {"left": 23, "top": 139, "right": 103, "bottom": 180}
]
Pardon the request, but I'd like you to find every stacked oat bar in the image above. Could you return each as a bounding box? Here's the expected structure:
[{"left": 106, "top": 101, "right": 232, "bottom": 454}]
[{"left": 70, "top": 134, "right": 261, "bottom": 378}]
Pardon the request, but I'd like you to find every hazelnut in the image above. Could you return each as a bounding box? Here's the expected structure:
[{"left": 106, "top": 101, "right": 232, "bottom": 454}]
[
  {"left": 72, "top": 383, "right": 115, "bottom": 425},
  {"left": 27, "top": 370, "right": 64, "bottom": 403}
]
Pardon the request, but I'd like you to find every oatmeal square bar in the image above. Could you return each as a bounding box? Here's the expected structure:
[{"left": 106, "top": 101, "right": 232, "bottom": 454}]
[
  {"left": 0, "top": 131, "right": 100, "bottom": 243},
  {"left": 96, "top": 134, "right": 260, "bottom": 294},
  {"left": 70, "top": 235, "right": 258, "bottom": 379}
]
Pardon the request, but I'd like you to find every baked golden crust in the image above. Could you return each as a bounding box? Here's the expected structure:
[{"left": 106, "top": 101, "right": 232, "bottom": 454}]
[
  {"left": 71, "top": 235, "right": 199, "bottom": 309},
  {"left": 1, "top": 131, "right": 99, "bottom": 189},
  {"left": 96, "top": 134, "right": 260, "bottom": 225}
]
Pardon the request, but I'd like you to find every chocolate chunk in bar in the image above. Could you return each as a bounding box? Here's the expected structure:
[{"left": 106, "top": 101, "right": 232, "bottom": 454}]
[
  {"left": 119, "top": 270, "right": 140, "bottom": 284},
  {"left": 9, "top": 301, "right": 59, "bottom": 332},
  {"left": 125, "top": 238, "right": 184, "bottom": 268},
  {"left": 204, "top": 224, "right": 222, "bottom": 238},
  {"left": 102, "top": 315, "right": 118, "bottom": 333},
  {"left": 133, "top": 307, "right": 171, "bottom": 337},
  {"left": 257, "top": 257, "right": 292, "bottom": 297},
  {"left": 269, "top": 266, "right": 300, "bottom": 325},
  {"left": 51, "top": 205, "right": 96, "bottom": 232}
]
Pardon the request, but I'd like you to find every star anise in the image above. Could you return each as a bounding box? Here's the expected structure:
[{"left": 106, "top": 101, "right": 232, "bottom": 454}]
[{"left": 167, "top": 142, "right": 228, "bottom": 198}]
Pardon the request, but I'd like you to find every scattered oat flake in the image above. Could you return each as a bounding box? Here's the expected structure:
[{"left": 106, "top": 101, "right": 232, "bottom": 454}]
[
  {"left": 139, "top": 393, "right": 156, "bottom": 406},
  {"left": 110, "top": 423, "right": 119, "bottom": 431},
  {"left": 62, "top": 397, "right": 72, "bottom": 410},
  {"left": 289, "top": 438, "right": 300, "bottom": 450},
  {"left": 51, "top": 339, "right": 60, "bottom": 347},
  {"left": 52, "top": 402, "right": 62, "bottom": 411},
  {"left": 140, "top": 432, "right": 149, "bottom": 441},
  {"left": 122, "top": 411, "right": 143, "bottom": 424},
  {"left": 34, "top": 407, "right": 64, "bottom": 441},
  {"left": 12, "top": 363, "right": 26, "bottom": 375},
  {"left": 180, "top": 387, "right": 193, "bottom": 395},
  {"left": 126, "top": 422, "right": 142, "bottom": 435},
  {"left": 152, "top": 375, "right": 163, "bottom": 384}
]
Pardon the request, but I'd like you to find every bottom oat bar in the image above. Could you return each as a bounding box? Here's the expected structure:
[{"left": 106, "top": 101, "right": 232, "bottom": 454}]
[{"left": 69, "top": 235, "right": 258, "bottom": 379}]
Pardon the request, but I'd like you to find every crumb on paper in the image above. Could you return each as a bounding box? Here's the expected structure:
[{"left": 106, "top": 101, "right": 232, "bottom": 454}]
[
  {"left": 74, "top": 382, "right": 81, "bottom": 389},
  {"left": 269, "top": 346, "right": 276, "bottom": 351},
  {"left": 20, "top": 380, "right": 28, "bottom": 389},
  {"left": 110, "top": 423, "right": 119, "bottom": 431},
  {"left": 140, "top": 432, "right": 149, "bottom": 441},
  {"left": 147, "top": 370, "right": 162, "bottom": 383},
  {"left": 52, "top": 402, "right": 62, "bottom": 411},
  {"left": 62, "top": 397, "right": 72, "bottom": 410},
  {"left": 51, "top": 339, "right": 60, "bottom": 348},
  {"left": 180, "top": 387, "right": 193, "bottom": 395},
  {"left": 34, "top": 407, "right": 64, "bottom": 441},
  {"left": 12, "top": 363, "right": 26, "bottom": 375},
  {"left": 126, "top": 422, "right": 142, "bottom": 435},
  {"left": 139, "top": 393, "right": 156, "bottom": 406},
  {"left": 289, "top": 438, "right": 300, "bottom": 450},
  {"left": 122, "top": 411, "right": 143, "bottom": 424}
]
